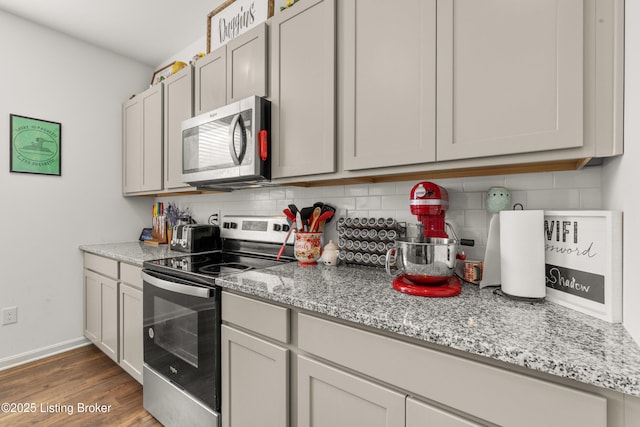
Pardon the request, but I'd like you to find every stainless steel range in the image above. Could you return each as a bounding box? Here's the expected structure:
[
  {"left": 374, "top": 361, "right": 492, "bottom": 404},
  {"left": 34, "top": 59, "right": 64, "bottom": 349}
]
[{"left": 142, "top": 215, "right": 295, "bottom": 427}]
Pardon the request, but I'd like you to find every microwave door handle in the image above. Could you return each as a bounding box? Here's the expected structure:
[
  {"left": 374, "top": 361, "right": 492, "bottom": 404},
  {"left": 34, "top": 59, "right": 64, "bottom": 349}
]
[
  {"left": 142, "top": 272, "right": 213, "bottom": 298},
  {"left": 228, "top": 113, "right": 247, "bottom": 165}
]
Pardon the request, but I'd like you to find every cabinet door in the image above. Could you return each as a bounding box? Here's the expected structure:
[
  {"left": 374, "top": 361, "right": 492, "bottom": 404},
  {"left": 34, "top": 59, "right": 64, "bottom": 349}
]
[
  {"left": 84, "top": 270, "right": 101, "bottom": 343},
  {"left": 436, "top": 0, "right": 583, "bottom": 161},
  {"left": 341, "top": 0, "right": 436, "bottom": 170},
  {"left": 122, "top": 97, "right": 142, "bottom": 193},
  {"left": 406, "top": 397, "right": 482, "bottom": 427},
  {"left": 163, "top": 66, "right": 193, "bottom": 191},
  {"left": 227, "top": 23, "right": 268, "bottom": 102},
  {"left": 298, "top": 355, "right": 405, "bottom": 427},
  {"left": 222, "top": 325, "right": 288, "bottom": 427},
  {"left": 100, "top": 274, "right": 119, "bottom": 363},
  {"left": 84, "top": 269, "right": 118, "bottom": 362},
  {"left": 194, "top": 46, "right": 227, "bottom": 115},
  {"left": 270, "top": 0, "right": 336, "bottom": 178},
  {"left": 120, "top": 282, "right": 143, "bottom": 384},
  {"left": 122, "top": 84, "right": 163, "bottom": 194}
]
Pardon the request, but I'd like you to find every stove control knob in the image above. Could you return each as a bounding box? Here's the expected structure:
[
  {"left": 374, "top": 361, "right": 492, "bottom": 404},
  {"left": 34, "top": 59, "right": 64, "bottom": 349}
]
[
  {"left": 230, "top": 222, "right": 238, "bottom": 229},
  {"left": 223, "top": 222, "right": 230, "bottom": 229},
  {"left": 273, "top": 224, "right": 282, "bottom": 232},
  {"left": 282, "top": 224, "right": 290, "bottom": 232}
]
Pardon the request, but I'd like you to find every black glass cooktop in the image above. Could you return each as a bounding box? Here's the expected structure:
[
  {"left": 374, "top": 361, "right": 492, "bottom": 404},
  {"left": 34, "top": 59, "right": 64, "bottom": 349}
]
[{"left": 143, "top": 250, "right": 294, "bottom": 285}]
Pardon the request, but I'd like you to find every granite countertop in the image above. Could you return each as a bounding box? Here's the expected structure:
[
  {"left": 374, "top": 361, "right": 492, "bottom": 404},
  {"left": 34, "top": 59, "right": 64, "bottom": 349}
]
[
  {"left": 218, "top": 263, "right": 640, "bottom": 397},
  {"left": 79, "top": 241, "right": 173, "bottom": 266},
  {"left": 79, "top": 242, "right": 640, "bottom": 397}
]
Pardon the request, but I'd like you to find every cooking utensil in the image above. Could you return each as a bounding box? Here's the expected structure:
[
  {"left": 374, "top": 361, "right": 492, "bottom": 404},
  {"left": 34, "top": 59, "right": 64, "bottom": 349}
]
[
  {"left": 276, "top": 224, "right": 296, "bottom": 261},
  {"left": 283, "top": 208, "right": 296, "bottom": 224},
  {"left": 300, "top": 207, "right": 315, "bottom": 230},
  {"left": 312, "top": 211, "right": 335, "bottom": 232},
  {"left": 319, "top": 204, "right": 336, "bottom": 224},
  {"left": 309, "top": 207, "right": 322, "bottom": 232},
  {"left": 296, "top": 211, "right": 304, "bottom": 232}
]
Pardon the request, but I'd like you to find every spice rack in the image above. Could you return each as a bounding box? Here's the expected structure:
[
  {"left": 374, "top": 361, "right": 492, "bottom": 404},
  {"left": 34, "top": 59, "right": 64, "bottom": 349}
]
[{"left": 336, "top": 217, "right": 405, "bottom": 267}]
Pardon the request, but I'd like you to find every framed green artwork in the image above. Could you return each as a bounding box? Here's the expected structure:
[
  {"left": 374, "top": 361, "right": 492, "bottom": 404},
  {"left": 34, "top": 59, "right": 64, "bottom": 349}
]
[{"left": 10, "top": 114, "right": 61, "bottom": 176}]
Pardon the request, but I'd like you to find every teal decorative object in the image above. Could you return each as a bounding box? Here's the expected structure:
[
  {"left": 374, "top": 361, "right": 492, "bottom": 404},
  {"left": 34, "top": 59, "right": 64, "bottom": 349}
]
[{"left": 486, "top": 187, "right": 511, "bottom": 213}]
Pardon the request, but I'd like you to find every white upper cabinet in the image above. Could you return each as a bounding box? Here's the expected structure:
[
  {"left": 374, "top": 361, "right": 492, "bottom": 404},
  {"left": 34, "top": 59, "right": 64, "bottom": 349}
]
[
  {"left": 270, "top": 0, "right": 336, "bottom": 179},
  {"left": 341, "top": 0, "right": 436, "bottom": 171},
  {"left": 227, "top": 23, "right": 268, "bottom": 103},
  {"left": 123, "top": 0, "right": 623, "bottom": 191},
  {"left": 163, "top": 65, "right": 193, "bottom": 191},
  {"left": 436, "top": 0, "right": 584, "bottom": 161},
  {"left": 194, "top": 45, "right": 227, "bottom": 114},
  {"left": 122, "top": 84, "right": 163, "bottom": 194},
  {"left": 195, "top": 23, "right": 268, "bottom": 116}
]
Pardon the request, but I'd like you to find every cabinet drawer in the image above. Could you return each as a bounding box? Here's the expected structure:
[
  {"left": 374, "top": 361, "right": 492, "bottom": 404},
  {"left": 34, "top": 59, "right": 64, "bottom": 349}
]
[
  {"left": 406, "top": 397, "right": 481, "bottom": 427},
  {"left": 84, "top": 253, "right": 118, "bottom": 279},
  {"left": 120, "top": 262, "right": 142, "bottom": 290},
  {"left": 222, "top": 292, "right": 289, "bottom": 343},
  {"left": 298, "top": 313, "right": 606, "bottom": 427}
]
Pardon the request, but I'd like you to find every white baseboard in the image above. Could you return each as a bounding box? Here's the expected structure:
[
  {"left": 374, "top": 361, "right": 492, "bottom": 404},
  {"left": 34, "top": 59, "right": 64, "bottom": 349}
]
[{"left": 0, "top": 337, "right": 91, "bottom": 371}]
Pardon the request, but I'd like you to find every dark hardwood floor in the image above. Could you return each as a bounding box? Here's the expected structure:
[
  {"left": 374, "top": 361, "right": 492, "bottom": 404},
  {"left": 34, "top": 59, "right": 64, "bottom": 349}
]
[{"left": 0, "top": 344, "right": 162, "bottom": 426}]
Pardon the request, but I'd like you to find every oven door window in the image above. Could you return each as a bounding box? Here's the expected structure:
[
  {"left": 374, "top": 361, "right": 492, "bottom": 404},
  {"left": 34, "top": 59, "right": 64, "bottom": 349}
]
[{"left": 153, "top": 296, "right": 199, "bottom": 367}]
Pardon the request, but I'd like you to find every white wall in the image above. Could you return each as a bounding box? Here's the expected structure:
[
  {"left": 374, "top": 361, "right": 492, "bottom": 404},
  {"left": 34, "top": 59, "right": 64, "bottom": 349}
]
[
  {"left": 0, "top": 11, "right": 151, "bottom": 365},
  {"left": 603, "top": 3, "right": 640, "bottom": 343},
  {"left": 160, "top": 36, "right": 207, "bottom": 67}
]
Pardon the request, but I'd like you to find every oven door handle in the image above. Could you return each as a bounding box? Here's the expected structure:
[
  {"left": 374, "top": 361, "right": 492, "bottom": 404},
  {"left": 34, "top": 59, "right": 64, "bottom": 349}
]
[{"left": 142, "top": 271, "right": 213, "bottom": 299}]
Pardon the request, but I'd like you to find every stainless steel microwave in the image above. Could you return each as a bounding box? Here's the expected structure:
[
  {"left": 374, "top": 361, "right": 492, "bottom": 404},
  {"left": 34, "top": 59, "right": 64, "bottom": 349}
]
[{"left": 181, "top": 96, "right": 270, "bottom": 189}]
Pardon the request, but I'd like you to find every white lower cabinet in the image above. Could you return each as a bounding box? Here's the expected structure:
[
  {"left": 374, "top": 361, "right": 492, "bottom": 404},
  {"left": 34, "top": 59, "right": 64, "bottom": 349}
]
[
  {"left": 220, "top": 291, "right": 640, "bottom": 427},
  {"left": 297, "top": 355, "right": 405, "bottom": 427},
  {"left": 298, "top": 313, "right": 607, "bottom": 427},
  {"left": 297, "top": 354, "right": 481, "bottom": 427},
  {"left": 83, "top": 254, "right": 119, "bottom": 363},
  {"left": 119, "top": 262, "right": 143, "bottom": 384},
  {"left": 83, "top": 254, "right": 143, "bottom": 384},
  {"left": 221, "top": 325, "right": 288, "bottom": 427},
  {"left": 221, "top": 292, "right": 290, "bottom": 427}
]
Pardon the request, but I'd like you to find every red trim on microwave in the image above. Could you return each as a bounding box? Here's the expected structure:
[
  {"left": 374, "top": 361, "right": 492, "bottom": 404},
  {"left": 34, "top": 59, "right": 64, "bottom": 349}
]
[{"left": 259, "top": 130, "right": 268, "bottom": 161}]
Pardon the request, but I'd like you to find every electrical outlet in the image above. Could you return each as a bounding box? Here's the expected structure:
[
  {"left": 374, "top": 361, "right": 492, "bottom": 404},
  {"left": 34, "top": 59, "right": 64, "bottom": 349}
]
[{"left": 2, "top": 306, "right": 17, "bottom": 325}]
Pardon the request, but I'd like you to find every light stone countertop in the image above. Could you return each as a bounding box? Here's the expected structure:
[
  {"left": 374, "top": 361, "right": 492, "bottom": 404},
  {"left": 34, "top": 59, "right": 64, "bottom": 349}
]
[
  {"left": 79, "top": 241, "right": 174, "bottom": 266},
  {"left": 79, "top": 242, "right": 640, "bottom": 397}
]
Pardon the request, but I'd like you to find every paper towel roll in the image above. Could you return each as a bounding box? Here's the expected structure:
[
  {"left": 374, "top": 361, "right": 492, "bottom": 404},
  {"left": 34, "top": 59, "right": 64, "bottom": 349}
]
[{"left": 499, "top": 210, "right": 545, "bottom": 299}]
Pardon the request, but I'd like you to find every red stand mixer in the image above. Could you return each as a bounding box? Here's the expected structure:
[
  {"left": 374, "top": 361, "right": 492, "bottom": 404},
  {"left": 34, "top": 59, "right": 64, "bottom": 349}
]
[
  {"left": 386, "top": 182, "right": 467, "bottom": 297},
  {"left": 409, "top": 182, "right": 449, "bottom": 239}
]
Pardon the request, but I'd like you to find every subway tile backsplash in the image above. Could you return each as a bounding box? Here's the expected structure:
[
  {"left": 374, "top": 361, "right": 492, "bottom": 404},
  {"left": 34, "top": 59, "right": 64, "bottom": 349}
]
[{"left": 157, "top": 166, "right": 602, "bottom": 261}]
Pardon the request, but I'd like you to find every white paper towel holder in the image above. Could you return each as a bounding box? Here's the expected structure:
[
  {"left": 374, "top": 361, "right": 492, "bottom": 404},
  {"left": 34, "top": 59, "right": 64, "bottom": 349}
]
[{"left": 494, "top": 207, "right": 546, "bottom": 303}]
